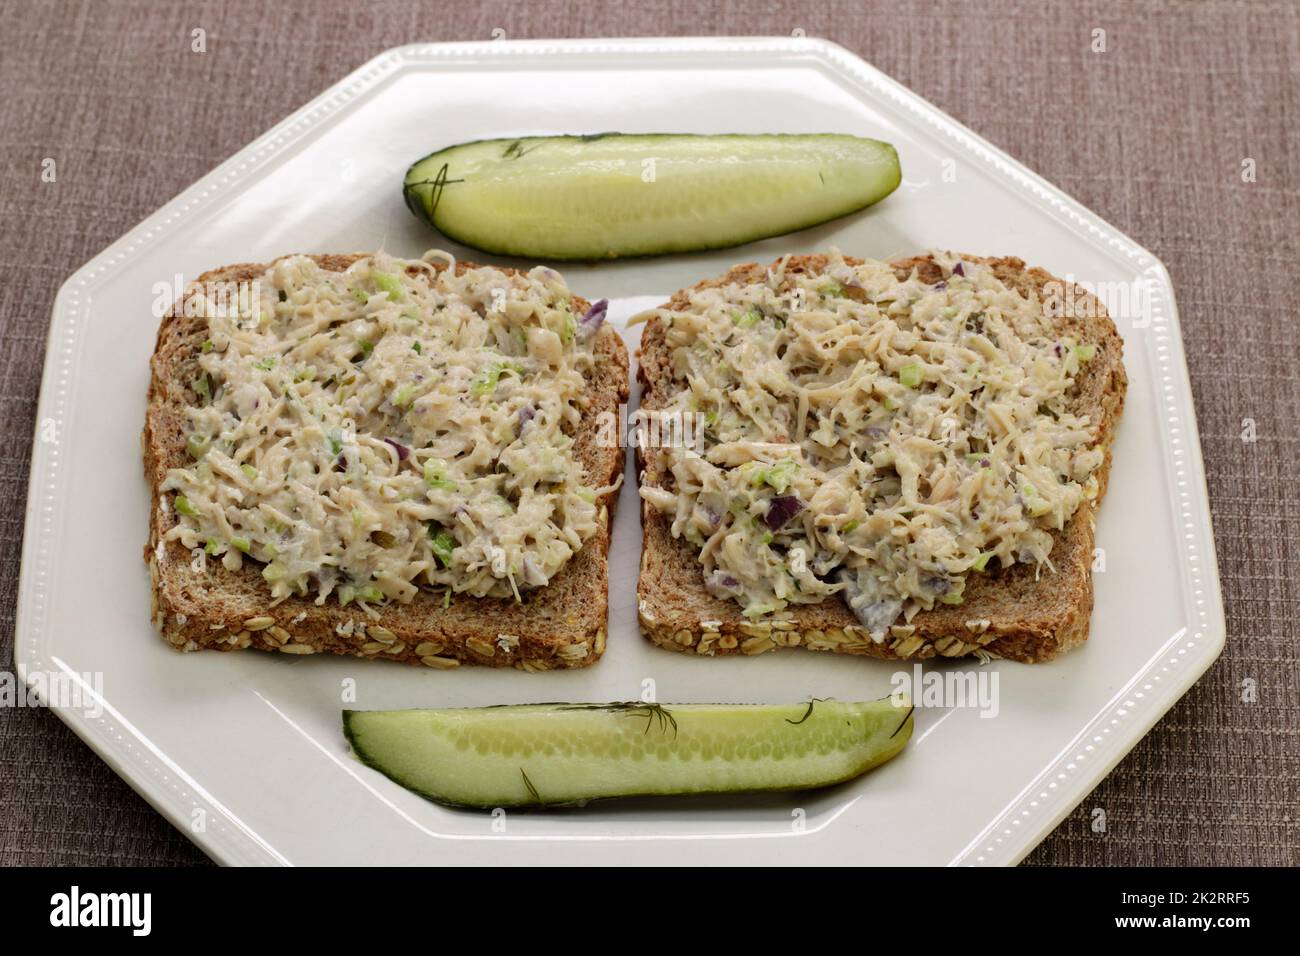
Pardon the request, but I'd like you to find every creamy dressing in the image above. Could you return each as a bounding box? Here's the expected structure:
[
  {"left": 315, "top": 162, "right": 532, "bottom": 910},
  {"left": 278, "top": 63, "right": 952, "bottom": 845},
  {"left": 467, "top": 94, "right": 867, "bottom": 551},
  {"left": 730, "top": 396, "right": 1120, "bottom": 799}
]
[
  {"left": 638, "top": 251, "right": 1104, "bottom": 638},
  {"left": 162, "top": 251, "right": 607, "bottom": 609}
]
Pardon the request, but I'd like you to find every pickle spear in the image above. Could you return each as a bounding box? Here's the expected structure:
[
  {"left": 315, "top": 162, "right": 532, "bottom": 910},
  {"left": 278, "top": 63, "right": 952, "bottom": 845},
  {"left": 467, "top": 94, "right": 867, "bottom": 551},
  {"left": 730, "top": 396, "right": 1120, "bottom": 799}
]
[
  {"left": 403, "top": 133, "right": 902, "bottom": 260},
  {"left": 344, "top": 698, "right": 913, "bottom": 808}
]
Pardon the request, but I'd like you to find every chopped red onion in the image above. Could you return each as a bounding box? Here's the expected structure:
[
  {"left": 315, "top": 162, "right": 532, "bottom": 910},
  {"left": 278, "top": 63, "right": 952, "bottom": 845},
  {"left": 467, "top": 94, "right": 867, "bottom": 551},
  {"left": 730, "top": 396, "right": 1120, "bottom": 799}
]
[
  {"left": 579, "top": 299, "right": 608, "bottom": 338},
  {"left": 705, "top": 571, "right": 743, "bottom": 599},
  {"left": 764, "top": 495, "right": 804, "bottom": 530},
  {"left": 383, "top": 438, "right": 410, "bottom": 461}
]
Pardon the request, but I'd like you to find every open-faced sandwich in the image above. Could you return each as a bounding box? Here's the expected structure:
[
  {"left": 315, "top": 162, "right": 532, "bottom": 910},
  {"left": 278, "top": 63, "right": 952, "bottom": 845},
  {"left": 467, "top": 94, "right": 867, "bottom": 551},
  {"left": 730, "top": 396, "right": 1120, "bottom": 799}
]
[
  {"left": 635, "top": 252, "right": 1125, "bottom": 663},
  {"left": 143, "top": 251, "right": 628, "bottom": 669}
]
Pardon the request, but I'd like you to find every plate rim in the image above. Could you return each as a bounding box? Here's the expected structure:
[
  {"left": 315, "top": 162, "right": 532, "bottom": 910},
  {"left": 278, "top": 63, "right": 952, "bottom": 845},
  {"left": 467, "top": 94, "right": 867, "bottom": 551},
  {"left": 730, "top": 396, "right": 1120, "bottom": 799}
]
[{"left": 16, "top": 35, "right": 1225, "bottom": 867}]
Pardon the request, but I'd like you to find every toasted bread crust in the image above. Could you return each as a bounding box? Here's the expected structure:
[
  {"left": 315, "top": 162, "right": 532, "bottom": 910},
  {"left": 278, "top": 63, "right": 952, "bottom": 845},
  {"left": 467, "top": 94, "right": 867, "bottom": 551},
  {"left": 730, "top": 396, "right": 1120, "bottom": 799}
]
[
  {"left": 143, "top": 254, "right": 629, "bottom": 670},
  {"left": 635, "top": 253, "right": 1126, "bottom": 664}
]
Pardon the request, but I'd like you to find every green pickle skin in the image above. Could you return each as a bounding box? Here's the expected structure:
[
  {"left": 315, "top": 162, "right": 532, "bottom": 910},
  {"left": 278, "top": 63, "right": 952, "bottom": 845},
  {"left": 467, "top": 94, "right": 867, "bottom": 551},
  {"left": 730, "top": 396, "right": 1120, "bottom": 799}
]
[
  {"left": 344, "top": 699, "right": 914, "bottom": 808},
  {"left": 403, "top": 134, "right": 902, "bottom": 260}
]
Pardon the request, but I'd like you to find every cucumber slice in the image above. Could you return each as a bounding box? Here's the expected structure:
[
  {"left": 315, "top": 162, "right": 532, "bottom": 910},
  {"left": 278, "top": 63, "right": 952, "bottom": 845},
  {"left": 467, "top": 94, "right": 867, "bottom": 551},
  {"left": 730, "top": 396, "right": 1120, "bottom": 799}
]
[
  {"left": 403, "top": 133, "right": 902, "bottom": 260},
  {"left": 344, "top": 698, "right": 913, "bottom": 808}
]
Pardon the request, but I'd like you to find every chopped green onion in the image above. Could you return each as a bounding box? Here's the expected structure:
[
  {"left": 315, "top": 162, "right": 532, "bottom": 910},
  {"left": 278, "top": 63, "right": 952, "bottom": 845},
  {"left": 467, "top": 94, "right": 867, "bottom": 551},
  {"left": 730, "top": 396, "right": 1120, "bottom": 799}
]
[
  {"left": 750, "top": 458, "right": 799, "bottom": 493},
  {"left": 1020, "top": 482, "right": 1052, "bottom": 517},
  {"left": 394, "top": 383, "right": 417, "bottom": 407},
  {"left": 357, "top": 340, "right": 374, "bottom": 360},
  {"left": 200, "top": 339, "right": 213, "bottom": 353},
  {"left": 192, "top": 374, "right": 211, "bottom": 404},
  {"left": 841, "top": 519, "right": 860, "bottom": 534},
  {"left": 339, "top": 584, "right": 385, "bottom": 607},
  {"left": 185, "top": 433, "right": 209, "bottom": 459},
  {"left": 230, "top": 537, "right": 251, "bottom": 553},
  {"left": 423, "top": 459, "right": 456, "bottom": 491},
  {"left": 371, "top": 271, "right": 404, "bottom": 300},
  {"left": 1075, "top": 344, "right": 1096, "bottom": 362},
  {"left": 253, "top": 356, "right": 276, "bottom": 371},
  {"left": 174, "top": 495, "right": 200, "bottom": 518},
  {"left": 350, "top": 287, "right": 369, "bottom": 304},
  {"left": 939, "top": 593, "right": 964, "bottom": 605},
  {"left": 471, "top": 361, "right": 521, "bottom": 396},
  {"left": 411, "top": 340, "right": 422, "bottom": 354},
  {"left": 969, "top": 551, "right": 994, "bottom": 572},
  {"left": 203, "top": 538, "right": 221, "bottom": 554},
  {"left": 429, "top": 527, "right": 456, "bottom": 567},
  {"left": 576, "top": 487, "right": 596, "bottom": 504},
  {"left": 899, "top": 363, "right": 923, "bottom": 388}
]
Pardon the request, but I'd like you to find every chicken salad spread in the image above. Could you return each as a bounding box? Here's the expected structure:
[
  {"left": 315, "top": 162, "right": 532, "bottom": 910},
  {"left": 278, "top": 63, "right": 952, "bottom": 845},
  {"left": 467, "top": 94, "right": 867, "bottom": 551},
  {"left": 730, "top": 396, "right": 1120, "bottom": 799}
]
[
  {"left": 162, "top": 251, "right": 610, "bottom": 609},
  {"left": 638, "top": 251, "right": 1105, "bottom": 638}
]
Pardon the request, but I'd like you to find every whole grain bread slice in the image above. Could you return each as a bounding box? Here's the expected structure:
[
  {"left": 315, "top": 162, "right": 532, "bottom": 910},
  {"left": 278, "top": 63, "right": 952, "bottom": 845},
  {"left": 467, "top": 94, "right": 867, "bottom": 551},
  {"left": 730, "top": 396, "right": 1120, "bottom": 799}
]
[
  {"left": 143, "top": 253, "right": 628, "bottom": 670},
  {"left": 635, "top": 253, "right": 1126, "bottom": 664}
]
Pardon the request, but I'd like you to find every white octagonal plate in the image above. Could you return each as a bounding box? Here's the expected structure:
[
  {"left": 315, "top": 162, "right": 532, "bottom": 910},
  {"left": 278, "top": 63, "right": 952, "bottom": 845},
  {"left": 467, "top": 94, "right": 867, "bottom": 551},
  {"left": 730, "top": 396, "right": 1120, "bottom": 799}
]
[{"left": 18, "top": 38, "right": 1224, "bottom": 866}]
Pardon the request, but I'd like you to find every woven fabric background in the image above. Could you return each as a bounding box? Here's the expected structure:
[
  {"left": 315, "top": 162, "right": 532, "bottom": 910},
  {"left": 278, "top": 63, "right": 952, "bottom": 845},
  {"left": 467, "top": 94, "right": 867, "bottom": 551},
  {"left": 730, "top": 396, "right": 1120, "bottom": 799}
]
[{"left": 0, "top": 0, "right": 1295, "bottom": 866}]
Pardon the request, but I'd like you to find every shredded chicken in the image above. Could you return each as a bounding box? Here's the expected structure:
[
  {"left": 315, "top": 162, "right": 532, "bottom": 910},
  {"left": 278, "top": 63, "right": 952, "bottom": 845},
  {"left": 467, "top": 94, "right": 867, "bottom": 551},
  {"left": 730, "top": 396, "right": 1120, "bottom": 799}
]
[
  {"left": 639, "top": 250, "right": 1103, "bottom": 638},
  {"left": 162, "top": 251, "right": 605, "bottom": 608}
]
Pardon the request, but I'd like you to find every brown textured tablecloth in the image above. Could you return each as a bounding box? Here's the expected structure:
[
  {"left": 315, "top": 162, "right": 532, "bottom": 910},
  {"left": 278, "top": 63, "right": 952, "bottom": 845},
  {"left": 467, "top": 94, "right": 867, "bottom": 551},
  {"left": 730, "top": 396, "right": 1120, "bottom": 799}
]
[{"left": 0, "top": 0, "right": 1296, "bottom": 866}]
